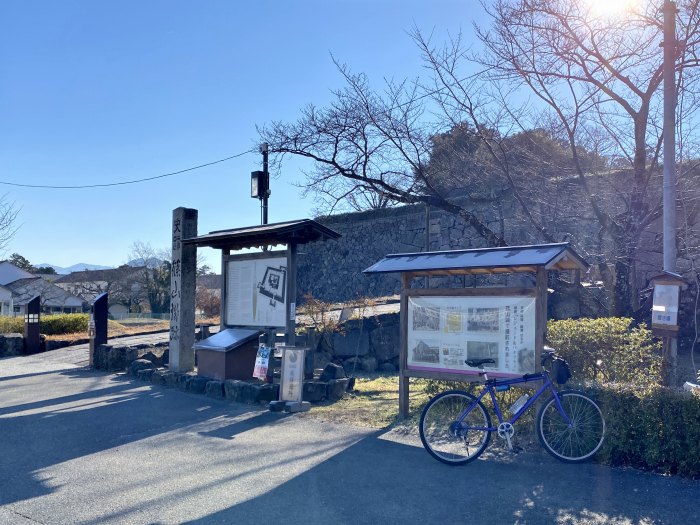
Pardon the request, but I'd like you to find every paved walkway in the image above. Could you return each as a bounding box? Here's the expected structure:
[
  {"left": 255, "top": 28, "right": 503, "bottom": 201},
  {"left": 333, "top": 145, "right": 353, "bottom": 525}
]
[{"left": 1, "top": 347, "right": 698, "bottom": 524}]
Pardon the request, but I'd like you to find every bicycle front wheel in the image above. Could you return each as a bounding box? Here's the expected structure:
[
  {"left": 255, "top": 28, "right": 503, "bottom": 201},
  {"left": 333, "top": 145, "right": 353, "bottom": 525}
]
[
  {"left": 537, "top": 391, "right": 605, "bottom": 463},
  {"left": 419, "top": 390, "right": 491, "bottom": 465}
]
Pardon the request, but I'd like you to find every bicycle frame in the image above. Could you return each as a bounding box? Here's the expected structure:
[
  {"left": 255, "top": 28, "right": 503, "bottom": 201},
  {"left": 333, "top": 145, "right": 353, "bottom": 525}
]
[{"left": 457, "top": 373, "right": 573, "bottom": 432}]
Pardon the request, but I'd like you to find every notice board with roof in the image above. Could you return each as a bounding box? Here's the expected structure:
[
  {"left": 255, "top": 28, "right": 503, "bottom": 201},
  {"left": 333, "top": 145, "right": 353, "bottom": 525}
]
[
  {"left": 364, "top": 243, "right": 588, "bottom": 417},
  {"left": 184, "top": 219, "right": 341, "bottom": 340}
]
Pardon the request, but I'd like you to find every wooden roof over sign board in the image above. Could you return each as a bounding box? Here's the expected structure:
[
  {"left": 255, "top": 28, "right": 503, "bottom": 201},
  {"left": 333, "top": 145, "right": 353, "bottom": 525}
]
[
  {"left": 183, "top": 219, "right": 341, "bottom": 251},
  {"left": 363, "top": 243, "right": 588, "bottom": 276}
]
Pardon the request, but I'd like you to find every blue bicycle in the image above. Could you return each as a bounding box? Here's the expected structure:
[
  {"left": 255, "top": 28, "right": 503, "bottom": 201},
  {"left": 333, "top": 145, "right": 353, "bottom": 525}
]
[{"left": 419, "top": 349, "right": 606, "bottom": 465}]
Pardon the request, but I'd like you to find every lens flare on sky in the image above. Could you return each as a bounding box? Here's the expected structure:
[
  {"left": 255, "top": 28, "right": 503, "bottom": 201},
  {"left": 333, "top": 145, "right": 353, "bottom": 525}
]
[{"left": 586, "top": 0, "right": 641, "bottom": 17}]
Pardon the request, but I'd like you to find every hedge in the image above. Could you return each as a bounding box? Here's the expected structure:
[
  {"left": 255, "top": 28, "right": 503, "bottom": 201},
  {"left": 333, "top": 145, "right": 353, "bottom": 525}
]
[
  {"left": 591, "top": 384, "right": 700, "bottom": 477},
  {"left": 0, "top": 314, "right": 90, "bottom": 336},
  {"left": 547, "top": 317, "right": 662, "bottom": 388}
]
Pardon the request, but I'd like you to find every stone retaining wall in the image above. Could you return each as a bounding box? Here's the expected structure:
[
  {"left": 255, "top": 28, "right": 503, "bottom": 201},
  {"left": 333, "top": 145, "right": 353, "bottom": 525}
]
[{"left": 0, "top": 333, "right": 24, "bottom": 358}]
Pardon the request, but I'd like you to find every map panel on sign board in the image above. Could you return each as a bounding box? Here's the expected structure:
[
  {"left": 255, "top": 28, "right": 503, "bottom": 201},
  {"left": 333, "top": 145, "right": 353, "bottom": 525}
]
[
  {"left": 407, "top": 295, "right": 537, "bottom": 377},
  {"left": 226, "top": 256, "right": 287, "bottom": 328}
]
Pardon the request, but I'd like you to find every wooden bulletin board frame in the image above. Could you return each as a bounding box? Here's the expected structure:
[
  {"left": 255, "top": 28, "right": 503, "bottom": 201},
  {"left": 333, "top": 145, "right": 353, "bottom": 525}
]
[{"left": 397, "top": 268, "right": 548, "bottom": 417}]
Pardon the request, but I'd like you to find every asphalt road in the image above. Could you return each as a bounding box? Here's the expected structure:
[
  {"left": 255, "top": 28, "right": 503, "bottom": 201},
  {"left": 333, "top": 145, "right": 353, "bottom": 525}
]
[{"left": 1, "top": 344, "right": 698, "bottom": 525}]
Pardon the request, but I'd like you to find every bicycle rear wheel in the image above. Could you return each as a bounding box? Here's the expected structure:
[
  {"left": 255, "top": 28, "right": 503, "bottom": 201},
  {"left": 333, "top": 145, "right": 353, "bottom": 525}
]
[
  {"left": 537, "top": 391, "right": 605, "bottom": 463},
  {"left": 419, "top": 390, "right": 491, "bottom": 465}
]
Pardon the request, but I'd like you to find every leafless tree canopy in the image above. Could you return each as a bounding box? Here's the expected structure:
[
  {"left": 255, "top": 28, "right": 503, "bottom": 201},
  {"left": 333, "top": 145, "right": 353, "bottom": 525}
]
[
  {"left": 0, "top": 195, "right": 20, "bottom": 256},
  {"left": 260, "top": 0, "right": 700, "bottom": 315}
]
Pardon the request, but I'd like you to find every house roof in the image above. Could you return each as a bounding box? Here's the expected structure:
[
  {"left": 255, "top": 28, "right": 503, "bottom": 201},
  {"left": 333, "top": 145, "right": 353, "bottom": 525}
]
[
  {"left": 183, "top": 219, "right": 341, "bottom": 251},
  {"left": 363, "top": 243, "right": 588, "bottom": 276},
  {"left": 5, "top": 277, "right": 84, "bottom": 307},
  {"left": 0, "top": 261, "right": 35, "bottom": 286}
]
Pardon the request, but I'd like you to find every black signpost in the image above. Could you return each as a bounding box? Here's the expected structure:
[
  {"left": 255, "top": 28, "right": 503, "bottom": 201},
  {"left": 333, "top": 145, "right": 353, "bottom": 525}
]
[
  {"left": 92, "top": 293, "right": 108, "bottom": 345},
  {"left": 23, "top": 295, "right": 41, "bottom": 354}
]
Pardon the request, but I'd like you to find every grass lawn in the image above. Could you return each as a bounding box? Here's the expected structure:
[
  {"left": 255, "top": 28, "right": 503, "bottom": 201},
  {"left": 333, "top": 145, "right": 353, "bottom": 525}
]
[{"left": 299, "top": 375, "right": 436, "bottom": 429}]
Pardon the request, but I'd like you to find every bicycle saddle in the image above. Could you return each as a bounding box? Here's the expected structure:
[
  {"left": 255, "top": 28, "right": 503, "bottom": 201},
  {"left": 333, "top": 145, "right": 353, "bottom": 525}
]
[{"left": 465, "top": 358, "right": 495, "bottom": 367}]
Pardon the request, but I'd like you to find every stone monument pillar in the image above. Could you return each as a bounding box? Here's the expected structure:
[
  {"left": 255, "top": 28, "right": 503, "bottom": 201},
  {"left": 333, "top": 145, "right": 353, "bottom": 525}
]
[{"left": 169, "top": 207, "right": 198, "bottom": 372}]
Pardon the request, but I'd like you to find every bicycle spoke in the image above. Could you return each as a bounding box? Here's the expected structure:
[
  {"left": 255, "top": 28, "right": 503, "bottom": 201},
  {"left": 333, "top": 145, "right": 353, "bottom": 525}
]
[
  {"left": 419, "top": 391, "right": 491, "bottom": 465},
  {"left": 537, "top": 392, "right": 605, "bottom": 463}
]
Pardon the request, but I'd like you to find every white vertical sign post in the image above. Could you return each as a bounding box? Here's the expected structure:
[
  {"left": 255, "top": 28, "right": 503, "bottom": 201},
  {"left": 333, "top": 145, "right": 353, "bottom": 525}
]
[{"left": 271, "top": 346, "right": 309, "bottom": 412}]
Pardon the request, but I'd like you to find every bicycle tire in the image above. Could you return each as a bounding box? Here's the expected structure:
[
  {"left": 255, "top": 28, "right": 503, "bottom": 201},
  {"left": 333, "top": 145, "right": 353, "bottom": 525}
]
[
  {"left": 537, "top": 390, "right": 605, "bottom": 463},
  {"left": 419, "top": 390, "right": 491, "bottom": 465}
]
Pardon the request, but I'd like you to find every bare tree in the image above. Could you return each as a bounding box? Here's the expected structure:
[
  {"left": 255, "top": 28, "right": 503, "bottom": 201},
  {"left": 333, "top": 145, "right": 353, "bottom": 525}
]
[
  {"left": 468, "top": 0, "right": 700, "bottom": 314},
  {"left": 262, "top": 62, "right": 507, "bottom": 246},
  {"left": 262, "top": 1, "right": 700, "bottom": 317},
  {"left": 0, "top": 196, "right": 19, "bottom": 256}
]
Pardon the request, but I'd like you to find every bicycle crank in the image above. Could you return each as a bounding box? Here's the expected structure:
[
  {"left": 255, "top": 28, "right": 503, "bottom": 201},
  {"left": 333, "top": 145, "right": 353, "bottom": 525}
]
[{"left": 497, "top": 422, "right": 515, "bottom": 450}]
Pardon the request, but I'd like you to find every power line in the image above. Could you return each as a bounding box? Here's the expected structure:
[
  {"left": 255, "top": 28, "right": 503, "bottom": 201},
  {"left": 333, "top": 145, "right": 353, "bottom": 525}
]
[{"left": 0, "top": 149, "right": 255, "bottom": 189}]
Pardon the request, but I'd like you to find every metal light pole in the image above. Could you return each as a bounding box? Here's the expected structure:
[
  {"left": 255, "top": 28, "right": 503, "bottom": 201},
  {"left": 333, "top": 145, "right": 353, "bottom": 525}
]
[
  {"left": 250, "top": 143, "right": 271, "bottom": 225},
  {"left": 662, "top": 0, "right": 677, "bottom": 273},
  {"left": 261, "top": 142, "right": 270, "bottom": 225}
]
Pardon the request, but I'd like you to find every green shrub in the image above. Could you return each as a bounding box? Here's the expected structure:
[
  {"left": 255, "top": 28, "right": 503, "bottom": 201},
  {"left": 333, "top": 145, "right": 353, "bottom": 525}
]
[
  {"left": 547, "top": 317, "right": 662, "bottom": 387},
  {"left": 39, "top": 314, "right": 89, "bottom": 335},
  {"left": 0, "top": 314, "right": 89, "bottom": 336},
  {"left": 592, "top": 385, "right": 700, "bottom": 477}
]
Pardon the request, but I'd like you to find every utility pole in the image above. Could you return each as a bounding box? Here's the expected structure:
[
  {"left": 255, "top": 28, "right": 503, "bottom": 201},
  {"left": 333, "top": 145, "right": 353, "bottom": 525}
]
[
  {"left": 662, "top": 0, "right": 677, "bottom": 273},
  {"left": 660, "top": 0, "right": 679, "bottom": 386}
]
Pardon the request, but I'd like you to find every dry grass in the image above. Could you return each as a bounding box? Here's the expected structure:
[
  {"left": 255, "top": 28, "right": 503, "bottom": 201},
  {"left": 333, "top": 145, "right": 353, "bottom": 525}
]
[
  {"left": 44, "top": 319, "right": 170, "bottom": 342},
  {"left": 300, "top": 375, "right": 432, "bottom": 429},
  {"left": 43, "top": 316, "right": 220, "bottom": 342}
]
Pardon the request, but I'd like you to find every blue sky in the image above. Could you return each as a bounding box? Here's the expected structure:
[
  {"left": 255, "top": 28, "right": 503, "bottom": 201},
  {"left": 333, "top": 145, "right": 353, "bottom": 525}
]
[{"left": 1, "top": 0, "right": 486, "bottom": 272}]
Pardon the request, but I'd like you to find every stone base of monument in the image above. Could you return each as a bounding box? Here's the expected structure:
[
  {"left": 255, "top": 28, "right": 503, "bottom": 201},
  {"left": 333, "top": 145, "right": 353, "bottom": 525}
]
[{"left": 268, "top": 400, "right": 310, "bottom": 413}]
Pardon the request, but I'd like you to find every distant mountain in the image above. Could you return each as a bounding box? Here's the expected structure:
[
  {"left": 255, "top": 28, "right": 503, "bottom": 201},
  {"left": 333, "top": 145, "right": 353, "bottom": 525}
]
[{"left": 36, "top": 262, "right": 115, "bottom": 275}]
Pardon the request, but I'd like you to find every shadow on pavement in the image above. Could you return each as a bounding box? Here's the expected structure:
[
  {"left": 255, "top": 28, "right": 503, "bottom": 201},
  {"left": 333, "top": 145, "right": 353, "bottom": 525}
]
[
  {"left": 180, "top": 430, "right": 699, "bottom": 525},
  {"left": 0, "top": 370, "right": 265, "bottom": 507}
]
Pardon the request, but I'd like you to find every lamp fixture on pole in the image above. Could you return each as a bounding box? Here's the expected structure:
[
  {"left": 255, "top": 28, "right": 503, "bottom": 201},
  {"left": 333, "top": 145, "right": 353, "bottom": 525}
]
[{"left": 251, "top": 143, "right": 270, "bottom": 225}]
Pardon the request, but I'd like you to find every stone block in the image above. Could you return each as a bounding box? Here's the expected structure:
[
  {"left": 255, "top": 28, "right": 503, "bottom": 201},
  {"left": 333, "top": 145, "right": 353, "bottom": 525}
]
[
  {"left": 361, "top": 356, "right": 378, "bottom": 373},
  {"left": 302, "top": 381, "right": 327, "bottom": 402},
  {"left": 332, "top": 330, "right": 370, "bottom": 358},
  {"left": 107, "top": 347, "right": 127, "bottom": 371},
  {"left": 0, "top": 333, "right": 24, "bottom": 358},
  {"left": 343, "top": 357, "right": 361, "bottom": 375},
  {"left": 205, "top": 380, "right": 225, "bottom": 398},
  {"left": 319, "top": 363, "right": 346, "bottom": 382},
  {"left": 186, "top": 376, "right": 209, "bottom": 394},
  {"left": 255, "top": 383, "right": 279, "bottom": 403},
  {"left": 284, "top": 401, "right": 311, "bottom": 413},
  {"left": 268, "top": 400, "right": 286, "bottom": 412},
  {"left": 151, "top": 369, "right": 169, "bottom": 386},
  {"left": 224, "top": 379, "right": 246, "bottom": 402},
  {"left": 161, "top": 371, "right": 180, "bottom": 388},
  {"left": 380, "top": 362, "right": 397, "bottom": 373},
  {"left": 370, "top": 321, "right": 401, "bottom": 362},
  {"left": 177, "top": 373, "right": 192, "bottom": 390},
  {"left": 239, "top": 383, "right": 257, "bottom": 404},
  {"left": 312, "top": 351, "right": 333, "bottom": 370},
  {"left": 328, "top": 378, "right": 350, "bottom": 400},
  {"left": 137, "top": 368, "right": 154, "bottom": 381},
  {"left": 94, "top": 344, "right": 112, "bottom": 370},
  {"left": 128, "top": 359, "right": 154, "bottom": 377}
]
